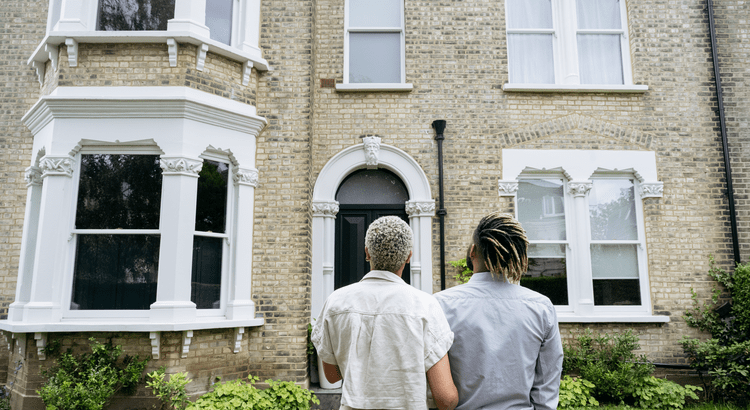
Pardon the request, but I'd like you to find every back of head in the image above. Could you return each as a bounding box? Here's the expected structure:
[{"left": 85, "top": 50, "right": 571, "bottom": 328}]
[
  {"left": 473, "top": 211, "right": 529, "bottom": 283},
  {"left": 365, "top": 216, "right": 413, "bottom": 273}
]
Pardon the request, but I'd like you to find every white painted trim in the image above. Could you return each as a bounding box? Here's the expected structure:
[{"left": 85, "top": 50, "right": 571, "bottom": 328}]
[
  {"left": 558, "top": 315, "right": 669, "bottom": 323},
  {"left": 311, "top": 143, "right": 434, "bottom": 321},
  {"left": 335, "top": 83, "right": 414, "bottom": 92},
  {"left": 503, "top": 84, "right": 648, "bottom": 93},
  {"left": 0, "top": 317, "right": 264, "bottom": 333}
]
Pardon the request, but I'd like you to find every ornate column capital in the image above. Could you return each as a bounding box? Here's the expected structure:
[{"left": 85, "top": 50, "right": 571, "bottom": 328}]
[
  {"left": 362, "top": 136, "right": 382, "bottom": 169},
  {"left": 24, "top": 166, "right": 43, "bottom": 186},
  {"left": 39, "top": 156, "right": 75, "bottom": 178},
  {"left": 567, "top": 181, "right": 593, "bottom": 197},
  {"left": 159, "top": 156, "right": 203, "bottom": 177},
  {"left": 233, "top": 167, "right": 259, "bottom": 187},
  {"left": 498, "top": 180, "right": 519, "bottom": 197},
  {"left": 405, "top": 200, "right": 436, "bottom": 217},
  {"left": 639, "top": 181, "right": 663, "bottom": 199},
  {"left": 312, "top": 200, "right": 339, "bottom": 217}
]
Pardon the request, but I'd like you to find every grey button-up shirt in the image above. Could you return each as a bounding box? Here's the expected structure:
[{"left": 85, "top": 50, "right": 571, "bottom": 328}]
[{"left": 434, "top": 272, "right": 563, "bottom": 410}]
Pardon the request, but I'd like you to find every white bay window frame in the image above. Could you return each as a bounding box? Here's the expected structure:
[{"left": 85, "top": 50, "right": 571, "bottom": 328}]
[
  {"left": 503, "top": 0, "right": 647, "bottom": 93},
  {"left": 501, "top": 149, "right": 667, "bottom": 323}
]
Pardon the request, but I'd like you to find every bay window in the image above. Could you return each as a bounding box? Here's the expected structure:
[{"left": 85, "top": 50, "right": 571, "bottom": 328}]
[{"left": 97, "top": 0, "right": 176, "bottom": 31}]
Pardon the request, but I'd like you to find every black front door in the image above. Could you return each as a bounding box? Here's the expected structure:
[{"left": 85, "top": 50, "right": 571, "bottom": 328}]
[{"left": 335, "top": 206, "right": 410, "bottom": 289}]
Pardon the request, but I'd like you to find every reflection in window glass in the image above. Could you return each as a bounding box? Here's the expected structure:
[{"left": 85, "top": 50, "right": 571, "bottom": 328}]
[
  {"left": 336, "top": 169, "right": 409, "bottom": 205},
  {"left": 589, "top": 179, "right": 636, "bottom": 240},
  {"left": 195, "top": 161, "right": 229, "bottom": 233},
  {"left": 97, "top": 0, "right": 175, "bottom": 31},
  {"left": 192, "top": 236, "right": 222, "bottom": 309},
  {"left": 522, "top": 244, "right": 568, "bottom": 305},
  {"left": 206, "top": 0, "right": 233, "bottom": 45},
  {"left": 350, "top": 33, "right": 401, "bottom": 83},
  {"left": 518, "top": 179, "right": 566, "bottom": 240},
  {"left": 76, "top": 154, "right": 162, "bottom": 230}
]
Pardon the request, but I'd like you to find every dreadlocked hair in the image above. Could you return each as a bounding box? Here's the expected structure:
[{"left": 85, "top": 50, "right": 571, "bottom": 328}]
[{"left": 472, "top": 211, "right": 529, "bottom": 283}]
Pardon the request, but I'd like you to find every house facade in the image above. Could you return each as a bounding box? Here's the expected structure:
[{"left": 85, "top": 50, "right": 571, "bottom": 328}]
[{"left": 0, "top": 0, "right": 748, "bottom": 408}]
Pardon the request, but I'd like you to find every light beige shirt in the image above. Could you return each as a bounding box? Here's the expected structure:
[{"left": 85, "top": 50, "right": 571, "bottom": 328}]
[{"left": 312, "top": 270, "right": 454, "bottom": 410}]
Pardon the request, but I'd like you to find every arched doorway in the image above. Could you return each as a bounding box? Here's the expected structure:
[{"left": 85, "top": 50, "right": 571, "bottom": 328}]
[{"left": 334, "top": 169, "right": 410, "bottom": 289}]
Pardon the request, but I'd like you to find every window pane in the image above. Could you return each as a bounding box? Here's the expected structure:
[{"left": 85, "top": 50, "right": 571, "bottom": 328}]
[
  {"left": 508, "top": 34, "right": 555, "bottom": 84},
  {"left": 349, "top": 33, "right": 401, "bottom": 83},
  {"left": 518, "top": 179, "right": 566, "bottom": 240},
  {"left": 350, "top": 0, "right": 401, "bottom": 27},
  {"left": 594, "top": 279, "right": 641, "bottom": 305},
  {"left": 97, "top": 0, "right": 175, "bottom": 31},
  {"left": 192, "top": 236, "right": 223, "bottom": 309},
  {"left": 76, "top": 154, "right": 162, "bottom": 230},
  {"left": 578, "top": 34, "right": 624, "bottom": 84},
  {"left": 506, "top": 0, "right": 553, "bottom": 29},
  {"left": 589, "top": 179, "right": 637, "bottom": 240},
  {"left": 576, "top": 0, "right": 622, "bottom": 29},
  {"left": 590, "top": 244, "right": 638, "bottom": 278},
  {"left": 195, "top": 161, "right": 229, "bottom": 233},
  {"left": 523, "top": 244, "right": 568, "bottom": 306},
  {"left": 206, "top": 0, "right": 233, "bottom": 45},
  {"left": 71, "top": 234, "right": 159, "bottom": 310},
  {"left": 336, "top": 169, "right": 409, "bottom": 205}
]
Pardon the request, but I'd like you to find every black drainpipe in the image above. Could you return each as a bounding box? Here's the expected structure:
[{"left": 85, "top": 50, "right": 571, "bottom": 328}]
[
  {"left": 708, "top": 0, "right": 741, "bottom": 265},
  {"left": 433, "top": 120, "right": 447, "bottom": 290}
]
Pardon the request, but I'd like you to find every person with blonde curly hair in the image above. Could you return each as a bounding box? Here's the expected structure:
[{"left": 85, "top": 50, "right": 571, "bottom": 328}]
[
  {"left": 435, "top": 212, "right": 563, "bottom": 410},
  {"left": 312, "top": 216, "right": 458, "bottom": 410}
]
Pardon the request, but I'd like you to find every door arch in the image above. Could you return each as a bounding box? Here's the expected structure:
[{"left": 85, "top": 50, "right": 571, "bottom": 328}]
[{"left": 311, "top": 140, "right": 435, "bottom": 321}]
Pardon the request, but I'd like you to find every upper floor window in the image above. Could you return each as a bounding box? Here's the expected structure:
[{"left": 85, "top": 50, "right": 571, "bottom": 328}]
[
  {"left": 205, "top": 0, "right": 236, "bottom": 45},
  {"left": 345, "top": 0, "right": 405, "bottom": 84},
  {"left": 97, "top": 0, "right": 176, "bottom": 31},
  {"left": 505, "top": 0, "right": 633, "bottom": 86}
]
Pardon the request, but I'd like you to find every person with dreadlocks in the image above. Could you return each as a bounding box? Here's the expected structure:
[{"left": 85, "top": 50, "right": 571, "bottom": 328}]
[{"left": 434, "top": 212, "right": 563, "bottom": 410}]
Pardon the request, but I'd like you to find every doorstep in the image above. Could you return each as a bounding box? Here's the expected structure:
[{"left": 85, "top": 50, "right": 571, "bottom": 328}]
[{"left": 310, "top": 384, "right": 341, "bottom": 410}]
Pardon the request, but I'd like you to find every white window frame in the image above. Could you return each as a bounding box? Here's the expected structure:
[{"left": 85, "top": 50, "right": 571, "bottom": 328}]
[
  {"left": 501, "top": 149, "right": 668, "bottom": 323},
  {"left": 337, "top": 0, "right": 413, "bottom": 92},
  {"left": 503, "top": 0, "right": 647, "bottom": 93}
]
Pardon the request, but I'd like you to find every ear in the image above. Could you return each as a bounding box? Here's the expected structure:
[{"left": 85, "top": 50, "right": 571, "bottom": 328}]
[
  {"left": 365, "top": 247, "right": 371, "bottom": 261},
  {"left": 469, "top": 244, "right": 476, "bottom": 259},
  {"left": 405, "top": 250, "right": 412, "bottom": 264}
]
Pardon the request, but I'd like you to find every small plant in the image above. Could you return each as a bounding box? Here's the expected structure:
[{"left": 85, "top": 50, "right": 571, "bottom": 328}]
[
  {"left": 449, "top": 258, "right": 472, "bottom": 284},
  {"left": 0, "top": 385, "right": 11, "bottom": 410},
  {"left": 146, "top": 367, "right": 192, "bottom": 410},
  {"left": 307, "top": 322, "right": 317, "bottom": 365},
  {"left": 188, "top": 376, "right": 319, "bottom": 410},
  {"left": 558, "top": 375, "right": 599, "bottom": 408},
  {"left": 38, "top": 337, "right": 148, "bottom": 410},
  {"left": 631, "top": 376, "right": 701, "bottom": 410}
]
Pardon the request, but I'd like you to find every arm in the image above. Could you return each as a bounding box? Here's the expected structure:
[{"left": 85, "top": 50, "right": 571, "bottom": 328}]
[
  {"left": 426, "top": 354, "right": 458, "bottom": 410},
  {"left": 322, "top": 361, "right": 342, "bottom": 384},
  {"left": 530, "top": 312, "right": 564, "bottom": 410}
]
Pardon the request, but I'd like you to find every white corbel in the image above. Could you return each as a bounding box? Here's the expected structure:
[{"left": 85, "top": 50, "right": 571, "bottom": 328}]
[
  {"left": 167, "top": 39, "right": 178, "bottom": 67},
  {"left": 65, "top": 38, "right": 78, "bottom": 67},
  {"left": 31, "top": 61, "right": 45, "bottom": 86},
  {"left": 196, "top": 43, "right": 208, "bottom": 71},
  {"left": 639, "top": 181, "right": 664, "bottom": 199},
  {"left": 181, "top": 330, "right": 193, "bottom": 358},
  {"left": 1, "top": 331, "right": 10, "bottom": 350},
  {"left": 45, "top": 43, "right": 59, "bottom": 72},
  {"left": 233, "top": 327, "right": 245, "bottom": 353},
  {"left": 242, "top": 61, "right": 253, "bottom": 86},
  {"left": 150, "top": 332, "right": 161, "bottom": 359},
  {"left": 12, "top": 333, "right": 26, "bottom": 357},
  {"left": 35, "top": 333, "right": 47, "bottom": 361}
]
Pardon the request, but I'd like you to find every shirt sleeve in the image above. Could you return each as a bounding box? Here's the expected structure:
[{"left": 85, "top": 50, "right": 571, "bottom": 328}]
[
  {"left": 311, "top": 302, "right": 338, "bottom": 366},
  {"left": 423, "top": 298, "right": 454, "bottom": 372},
  {"left": 530, "top": 303, "right": 564, "bottom": 410}
]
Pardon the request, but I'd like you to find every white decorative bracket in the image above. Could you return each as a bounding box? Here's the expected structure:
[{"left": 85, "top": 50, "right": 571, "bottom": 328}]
[
  {"left": 149, "top": 332, "right": 161, "bottom": 359},
  {"left": 362, "top": 136, "right": 382, "bottom": 169},
  {"left": 35, "top": 332, "right": 47, "bottom": 361},
  {"left": 65, "top": 38, "right": 78, "bottom": 67},
  {"left": 567, "top": 181, "right": 593, "bottom": 198},
  {"left": 233, "top": 327, "right": 245, "bottom": 353},
  {"left": 181, "top": 330, "right": 193, "bottom": 358},
  {"left": 12, "top": 333, "right": 26, "bottom": 357},
  {"left": 233, "top": 167, "right": 259, "bottom": 187},
  {"left": 31, "top": 61, "right": 45, "bottom": 86},
  {"left": 498, "top": 180, "right": 519, "bottom": 197},
  {"left": 1, "top": 331, "right": 10, "bottom": 350},
  {"left": 167, "top": 39, "right": 178, "bottom": 67},
  {"left": 311, "top": 200, "right": 339, "bottom": 218},
  {"left": 45, "top": 43, "right": 59, "bottom": 72},
  {"left": 242, "top": 61, "right": 253, "bottom": 86},
  {"left": 639, "top": 181, "right": 664, "bottom": 199},
  {"left": 405, "top": 200, "right": 436, "bottom": 217},
  {"left": 196, "top": 43, "right": 208, "bottom": 71}
]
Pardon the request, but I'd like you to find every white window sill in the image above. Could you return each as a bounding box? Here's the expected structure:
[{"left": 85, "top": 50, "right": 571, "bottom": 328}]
[
  {"left": 335, "top": 83, "right": 414, "bottom": 92},
  {"left": 557, "top": 314, "right": 670, "bottom": 323},
  {"left": 503, "top": 83, "right": 649, "bottom": 93},
  {"left": 0, "top": 316, "right": 264, "bottom": 333},
  {"left": 28, "top": 31, "right": 269, "bottom": 71}
]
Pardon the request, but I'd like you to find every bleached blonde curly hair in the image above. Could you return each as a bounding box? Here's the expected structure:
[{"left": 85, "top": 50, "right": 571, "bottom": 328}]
[{"left": 365, "top": 216, "right": 413, "bottom": 273}]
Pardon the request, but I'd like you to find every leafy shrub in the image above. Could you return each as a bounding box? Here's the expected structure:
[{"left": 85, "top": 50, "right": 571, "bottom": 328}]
[
  {"left": 632, "top": 376, "right": 701, "bottom": 410},
  {"left": 563, "top": 330, "right": 654, "bottom": 403},
  {"left": 38, "top": 338, "right": 148, "bottom": 410},
  {"left": 682, "top": 257, "right": 750, "bottom": 405},
  {"left": 558, "top": 375, "right": 599, "bottom": 408},
  {"left": 147, "top": 367, "right": 192, "bottom": 410},
  {"left": 449, "top": 258, "right": 472, "bottom": 284}
]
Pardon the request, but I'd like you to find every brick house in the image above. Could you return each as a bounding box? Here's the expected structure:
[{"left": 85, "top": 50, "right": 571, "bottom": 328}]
[{"left": 0, "top": 0, "right": 748, "bottom": 408}]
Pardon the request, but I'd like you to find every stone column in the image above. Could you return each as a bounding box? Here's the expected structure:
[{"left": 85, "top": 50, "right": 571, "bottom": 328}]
[
  {"left": 311, "top": 200, "right": 339, "bottom": 320},
  {"left": 150, "top": 156, "right": 202, "bottom": 323},
  {"left": 568, "top": 181, "right": 594, "bottom": 315},
  {"left": 226, "top": 167, "right": 259, "bottom": 320},
  {"left": 406, "top": 200, "right": 436, "bottom": 293}
]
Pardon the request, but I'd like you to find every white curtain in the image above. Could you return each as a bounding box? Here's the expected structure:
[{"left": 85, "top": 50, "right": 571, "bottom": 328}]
[
  {"left": 578, "top": 34, "right": 623, "bottom": 84},
  {"left": 506, "top": 0, "right": 552, "bottom": 29},
  {"left": 508, "top": 34, "right": 555, "bottom": 84},
  {"left": 350, "top": 0, "right": 401, "bottom": 28},
  {"left": 576, "top": 0, "right": 621, "bottom": 29}
]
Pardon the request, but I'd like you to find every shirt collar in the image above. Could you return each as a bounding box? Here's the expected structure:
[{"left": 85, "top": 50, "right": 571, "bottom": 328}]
[
  {"left": 468, "top": 271, "right": 510, "bottom": 284},
  {"left": 361, "top": 270, "right": 407, "bottom": 284}
]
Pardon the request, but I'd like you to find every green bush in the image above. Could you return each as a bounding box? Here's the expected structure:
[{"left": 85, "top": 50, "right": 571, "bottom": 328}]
[
  {"left": 449, "top": 258, "right": 472, "bottom": 284},
  {"left": 38, "top": 338, "right": 148, "bottom": 410},
  {"left": 632, "top": 376, "right": 701, "bottom": 410},
  {"left": 147, "top": 367, "right": 192, "bottom": 410},
  {"left": 558, "top": 375, "right": 599, "bottom": 408}
]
